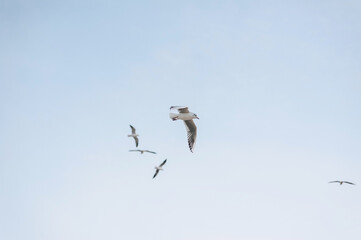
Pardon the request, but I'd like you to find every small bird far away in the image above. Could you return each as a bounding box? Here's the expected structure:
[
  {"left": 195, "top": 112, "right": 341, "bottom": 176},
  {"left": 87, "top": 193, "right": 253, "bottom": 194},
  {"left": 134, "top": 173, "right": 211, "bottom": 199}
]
[
  {"left": 329, "top": 181, "right": 355, "bottom": 185},
  {"left": 129, "top": 149, "right": 156, "bottom": 154},
  {"left": 153, "top": 159, "right": 167, "bottom": 179},
  {"left": 128, "top": 125, "right": 139, "bottom": 147}
]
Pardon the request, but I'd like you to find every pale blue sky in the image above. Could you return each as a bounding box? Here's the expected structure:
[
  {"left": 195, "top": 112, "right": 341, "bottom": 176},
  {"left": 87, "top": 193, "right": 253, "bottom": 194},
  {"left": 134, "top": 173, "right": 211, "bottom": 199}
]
[{"left": 1, "top": 1, "right": 361, "bottom": 239}]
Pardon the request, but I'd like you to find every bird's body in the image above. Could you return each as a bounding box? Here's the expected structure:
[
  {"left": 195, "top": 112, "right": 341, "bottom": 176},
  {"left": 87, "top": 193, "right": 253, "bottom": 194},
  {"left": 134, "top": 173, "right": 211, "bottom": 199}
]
[
  {"left": 129, "top": 149, "right": 156, "bottom": 154},
  {"left": 155, "top": 165, "right": 164, "bottom": 171},
  {"left": 169, "top": 112, "right": 197, "bottom": 121},
  {"left": 153, "top": 159, "right": 167, "bottom": 179},
  {"left": 329, "top": 181, "right": 355, "bottom": 185},
  {"left": 128, "top": 125, "right": 139, "bottom": 147},
  {"left": 169, "top": 106, "right": 199, "bottom": 152}
]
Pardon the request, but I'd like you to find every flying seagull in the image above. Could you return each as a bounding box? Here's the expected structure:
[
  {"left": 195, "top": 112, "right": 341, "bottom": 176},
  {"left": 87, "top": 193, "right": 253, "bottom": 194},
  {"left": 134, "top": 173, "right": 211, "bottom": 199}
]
[
  {"left": 129, "top": 150, "right": 156, "bottom": 154},
  {"left": 169, "top": 106, "right": 199, "bottom": 152},
  {"left": 329, "top": 181, "right": 355, "bottom": 185},
  {"left": 128, "top": 125, "right": 139, "bottom": 147},
  {"left": 153, "top": 159, "right": 167, "bottom": 179}
]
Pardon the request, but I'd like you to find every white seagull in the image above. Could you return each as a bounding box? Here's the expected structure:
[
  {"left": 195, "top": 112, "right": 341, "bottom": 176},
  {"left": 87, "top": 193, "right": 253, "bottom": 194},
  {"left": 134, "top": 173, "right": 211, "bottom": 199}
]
[
  {"left": 129, "top": 149, "right": 156, "bottom": 154},
  {"left": 169, "top": 106, "right": 199, "bottom": 153},
  {"left": 153, "top": 159, "right": 167, "bottom": 179},
  {"left": 128, "top": 125, "right": 139, "bottom": 147},
  {"left": 329, "top": 181, "right": 355, "bottom": 185}
]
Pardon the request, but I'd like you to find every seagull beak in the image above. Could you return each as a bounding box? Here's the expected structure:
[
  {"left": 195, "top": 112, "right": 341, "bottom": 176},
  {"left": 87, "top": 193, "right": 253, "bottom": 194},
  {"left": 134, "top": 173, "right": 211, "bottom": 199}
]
[{"left": 196, "top": 116, "right": 199, "bottom": 119}]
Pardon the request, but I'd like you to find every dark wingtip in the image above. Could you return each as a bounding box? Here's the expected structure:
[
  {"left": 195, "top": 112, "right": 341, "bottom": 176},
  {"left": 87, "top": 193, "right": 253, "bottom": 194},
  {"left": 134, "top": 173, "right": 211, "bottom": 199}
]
[{"left": 188, "top": 143, "right": 194, "bottom": 153}]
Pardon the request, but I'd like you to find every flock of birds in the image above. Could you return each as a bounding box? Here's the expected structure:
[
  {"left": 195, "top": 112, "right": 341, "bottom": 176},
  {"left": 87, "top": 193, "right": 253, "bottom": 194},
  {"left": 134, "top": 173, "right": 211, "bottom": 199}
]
[
  {"left": 128, "top": 106, "right": 355, "bottom": 184},
  {"left": 127, "top": 106, "right": 199, "bottom": 179}
]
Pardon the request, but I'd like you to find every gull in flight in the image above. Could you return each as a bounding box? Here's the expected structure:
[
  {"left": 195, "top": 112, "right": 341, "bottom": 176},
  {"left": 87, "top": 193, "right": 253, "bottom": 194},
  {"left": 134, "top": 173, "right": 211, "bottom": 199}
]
[
  {"left": 128, "top": 125, "right": 139, "bottom": 147},
  {"left": 329, "top": 181, "right": 355, "bottom": 185},
  {"left": 153, "top": 159, "right": 167, "bottom": 179},
  {"left": 169, "top": 106, "right": 199, "bottom": 152},
  {"left": 129, "top": 149, "right": 156, "bottom": 154}
]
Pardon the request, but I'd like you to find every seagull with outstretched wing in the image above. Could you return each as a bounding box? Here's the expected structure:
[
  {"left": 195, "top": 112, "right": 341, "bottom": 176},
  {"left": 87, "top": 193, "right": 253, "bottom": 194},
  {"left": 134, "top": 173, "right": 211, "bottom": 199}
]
[
  {"left": 128, "top": 125, "right": 139, "bottom": 147},
  {"left": 329, "top": 180, "right": 355, "bottom": 185},
  {"left": 129, "top": 149, "right": 156, "bottom": 154},
  {"left": 153, "top": 159, "right": 167, "bottom": 179},
  {"left": 169, "top": 106, "right": 199, "bottom": 152}
]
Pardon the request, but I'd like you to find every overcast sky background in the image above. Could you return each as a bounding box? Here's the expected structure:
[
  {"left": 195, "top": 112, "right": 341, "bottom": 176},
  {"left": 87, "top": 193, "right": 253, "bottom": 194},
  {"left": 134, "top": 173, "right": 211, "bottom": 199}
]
[{"left": 1, "top": 0, "right": 361, "bottom": 239}]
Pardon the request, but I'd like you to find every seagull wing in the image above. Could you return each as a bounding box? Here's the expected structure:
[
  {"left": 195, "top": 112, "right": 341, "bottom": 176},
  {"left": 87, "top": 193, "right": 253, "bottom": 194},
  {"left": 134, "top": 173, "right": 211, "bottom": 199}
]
[
  {"left": 170, "top": 106, "right": 189, "bottom": 113},
  {"left": 129, "top": 150, "right": 141, "bottom": 152},
  {"left": 130, "top": 125, "right": 136, "bottom": 134},
  {"left": 144, "top": 150, "right": 157, "bottom": 154},
  {"left": 344, "top": 181, "right": 355, "bottom": 185},
  {"left": 329, "top": 181, "right": 340, "bottom": 183},
  {"left": 160, "top": 159, "right": 167, "bottom": 167},
  {"left": 153, "top": 169, "right": 160, "bottom": 179},
  {"left": 184, "top": 120, "right": 197, "bottom": 152},
  {"left": 134, "top": 136, "right": 139, "bottom": 147}
]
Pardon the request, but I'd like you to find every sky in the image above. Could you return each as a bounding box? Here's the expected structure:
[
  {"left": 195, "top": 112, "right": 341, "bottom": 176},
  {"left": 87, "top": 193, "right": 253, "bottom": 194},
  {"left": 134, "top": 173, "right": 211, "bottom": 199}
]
[{"left": 1, "top": 0, "right": 361, "bottom": 239}]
